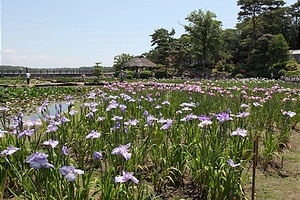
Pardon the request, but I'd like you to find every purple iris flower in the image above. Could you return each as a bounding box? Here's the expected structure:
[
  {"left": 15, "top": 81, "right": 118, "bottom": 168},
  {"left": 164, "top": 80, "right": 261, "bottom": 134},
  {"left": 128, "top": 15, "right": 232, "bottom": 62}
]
[
  {"left": 60, "top": 116, "right": 70, "bottom": 124},
  {"left": 43, "top": 139, "right": 59, "bottom": 148},
  {"left": 143, "top": 110, "right": 149, "bottom": 117},
  {"left": 46, "top": 121, "right": 59, "bottom": 133},
  {"left": 180, "top": 113, "right": 198, "bottom": 122},
  {"left": 112, "top": 115, "right": 123, "bottom": 121},
  {"left": 159, "top": 118, "right": 173, "bottom": 130},
  {"left": 215, "top": 112, "right": 233, "bottom": 123},
  {"left": 94, "top": 151, "right": 103, "bottom": 160},
  {"left": 111, "top": 143, "right": 131, "bottom": 160},
  {"left": 235, "top": 112, "right": 250, "bottom": 118},
  {"left": 228, "top": 158, "right": 241, "bottom": 168},
  {"left": 115, "top": 170, "right": 139, "bottom": 184},
  {"left": 282, "top": 110, "right": 296, "bottom": 118},
  {"left": 97, "top": 116, "right": 106, "bottom": 121},
  {"left": 111, "top": 122, "right": 121, "bottom": 131},
  {"left": 230, "top": 128, "right": 247, "bottom": 137},
  {"left": 0, "top": 106, "right": 9, "bottom": 112},
  {"left": 61, "top": 145, "right": 69, "bottom": 156},
  {"left": 26, "top": 152, "right": 54, "bottom": 169},
  {"left": 86, "top": 112, "right": 94, "bottom": 118},
  {"left": 85, "top": 130, "right": 101, "bottom": 139},
  {"left": 69, "top": 110, "right": 78, "bottom": 116},
  {"left": 18, "top": 128, "right": 35, "bottom": 138},
  {"left": 59, "top": 166, "right": 84, "bottom": 182},
  {"left": 119, "top": 104, "right": 127, "bottom": 112},
  {"left": 124, "top": 119, "right": 139, "bottom": 126},
  {"left": 0, "top": 145, "right": 20, "bottom": 156}
]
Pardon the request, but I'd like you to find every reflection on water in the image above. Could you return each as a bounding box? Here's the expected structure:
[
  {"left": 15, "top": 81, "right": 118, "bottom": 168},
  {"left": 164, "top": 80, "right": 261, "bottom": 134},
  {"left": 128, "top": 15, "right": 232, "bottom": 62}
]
[{"left": 24, "top": 102, "right": 69, "bottom": 121}]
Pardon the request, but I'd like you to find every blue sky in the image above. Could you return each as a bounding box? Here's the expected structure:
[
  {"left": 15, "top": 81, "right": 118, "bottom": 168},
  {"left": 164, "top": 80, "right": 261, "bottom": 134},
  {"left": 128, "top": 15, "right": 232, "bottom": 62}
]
[{"left": 0, "top": 0, "right": 297, "bottom": 68}]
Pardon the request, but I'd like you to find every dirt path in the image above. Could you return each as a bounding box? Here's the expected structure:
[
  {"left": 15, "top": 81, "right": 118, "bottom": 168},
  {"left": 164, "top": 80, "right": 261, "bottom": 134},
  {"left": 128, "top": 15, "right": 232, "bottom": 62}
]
[{"left": 245, "top": 124, "right": 300, "bottom": 200}]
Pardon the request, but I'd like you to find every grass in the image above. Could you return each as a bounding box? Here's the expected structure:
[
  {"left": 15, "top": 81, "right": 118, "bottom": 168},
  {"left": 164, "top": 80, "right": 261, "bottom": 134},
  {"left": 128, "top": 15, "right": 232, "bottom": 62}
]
[{"left": 245, "top": 124, "right": 300, "bottom": 199}]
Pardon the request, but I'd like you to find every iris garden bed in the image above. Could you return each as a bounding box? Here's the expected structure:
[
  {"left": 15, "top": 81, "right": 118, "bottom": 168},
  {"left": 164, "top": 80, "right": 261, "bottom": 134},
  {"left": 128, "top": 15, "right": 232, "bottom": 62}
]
[{"left": 0, "top": 78, "right": 299, "bottom": 199}]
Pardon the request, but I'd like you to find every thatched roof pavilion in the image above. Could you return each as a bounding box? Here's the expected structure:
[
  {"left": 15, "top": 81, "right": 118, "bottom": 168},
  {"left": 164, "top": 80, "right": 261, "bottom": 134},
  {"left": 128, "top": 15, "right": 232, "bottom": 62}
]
[{"left": 123, "top": 56, "right": 156, "bottom": 71}]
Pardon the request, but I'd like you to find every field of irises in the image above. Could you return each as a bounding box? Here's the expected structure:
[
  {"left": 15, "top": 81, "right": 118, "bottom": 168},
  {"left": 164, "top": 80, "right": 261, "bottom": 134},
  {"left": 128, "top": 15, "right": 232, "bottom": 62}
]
[{"left": 0, "top": 78, "right": 299, "bottom": 200}]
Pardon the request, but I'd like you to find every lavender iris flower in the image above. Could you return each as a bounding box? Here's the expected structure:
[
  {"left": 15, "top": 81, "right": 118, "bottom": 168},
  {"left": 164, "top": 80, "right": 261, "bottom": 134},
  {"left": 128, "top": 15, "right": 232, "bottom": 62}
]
[
  {"left": 96, "top": 116, "right": 106, "bottom": 121},
  {"left": 85, "top": 130, "right": 101, "bottom": 139},
  {"left": 228, "top": 158, "right": 241, "bottom": 168},
  {"left": 60, "top": 116, "right": 70, "bottom": 124},
  {"left": 26, "top": 152, "right": 54, "bottom": 169},
  {"left": 235, "top": 112, "right": 250, "bottom": 118},
  {"left": 282, "top": 110, "right": 296, "bottom": 118},
  {"left": 69, "top": 110, "right": 78, "bottom": 116},
  {"left": 18, "top": 128, "right": 35, "bottom": 138},
  {"left": 119, "top": 104, "right": 127, "bottom": 112},
  {"left": 61, "top": 145, "right": 69, "bottom": 156},
  {"left": 59, "top": 166, "right": 84, "bottom": 182},
  {"left": 94, "top": 151, "right": 103, "bottom": 160},
  {"left": 111, "top": 122, "right": 121, "bottom": 131},
  {"left": 111, "top": 115, "right": 123, "bottom": 121},
  {"left": 124, "top": 119, "right": 139, "bottom": 126},
  {"left": 111, "top": 143, "right": 131, "bottom": 160},
  {"left": 0, "top": 145, "right": 20, "bottom": 156},
  {"left": 115, "top": 170, "right": 139, "bottom": 184},
  {"left": 230, "top": 128, "right": 247, "bottom": 137},
  {"left": 43, "top": 139, "right": 59, "bottom": 148},
  {"left": 215, "top": 112, "right": 233, "bottom": 123}
]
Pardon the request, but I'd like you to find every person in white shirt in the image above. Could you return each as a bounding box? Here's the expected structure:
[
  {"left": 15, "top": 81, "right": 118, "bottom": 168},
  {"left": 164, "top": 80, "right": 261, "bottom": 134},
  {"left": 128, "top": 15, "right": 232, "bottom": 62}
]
[{"left": 26, "top": 72, "right": 31, "bottom": 85}]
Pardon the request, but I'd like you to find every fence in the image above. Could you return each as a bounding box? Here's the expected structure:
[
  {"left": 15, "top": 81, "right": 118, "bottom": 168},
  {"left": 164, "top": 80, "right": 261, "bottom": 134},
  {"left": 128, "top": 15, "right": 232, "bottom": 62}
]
[{"left": 0, "top": 69, "right": 93, "bottom": 78}]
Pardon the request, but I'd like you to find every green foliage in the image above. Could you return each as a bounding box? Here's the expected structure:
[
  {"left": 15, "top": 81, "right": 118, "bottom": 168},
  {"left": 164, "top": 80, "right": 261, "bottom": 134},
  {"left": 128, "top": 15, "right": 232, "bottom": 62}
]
[
  {"left": 154, "top": 71, "right": 168, "bottom": 79},
  {"left": 113, "top": 53, "right": 133, "bottom": 73},
  {"left": 184, "top": 9, "right": 222, "bottom": 66},
  {"left": 215, "top": 61, "right": 235, "bottom": 73},
  {"left": 267, "top": 34, "right": 290, "bottom": 65},
  {"left": 235, "top": 73, "right": 244, "bottom": 78},
  {"left": 278, "top": 69, "right": 286, "bottom": 77},
  {"left": 150, "top": 28, "right": 175, "bottom": 67},
  {"left": 140, "top": 70, "right": 152, "bottom": 79},
  {"left": 285, "top": 70, "right": 300, "bottom": 77},
  {"left": 285, "top": 58, "right": 298, "bottom": 71},
  {"left": 125, "top": 70, "right": 134, "bottom": 79}
]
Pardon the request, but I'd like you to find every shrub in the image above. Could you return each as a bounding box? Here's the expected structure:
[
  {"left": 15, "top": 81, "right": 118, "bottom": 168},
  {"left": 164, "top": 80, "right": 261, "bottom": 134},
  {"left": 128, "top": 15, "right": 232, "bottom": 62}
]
[
  {"left": 285, "top": 70, "right": 300, "bottom": 77},
  {"left": 278, "top": 69, "right": 286, "bottom": 77},
  {"left": 235, "top": 73, "right": 244, "bottom": 79},
  {"left": 285, "top": 58, "right": 298, "bottom": 71},
  {"left": 155, "top": 71, "right": 168, "bottom": 79},
  {"left": 140, "top": 70, "right": 152, "bottom": 79},
  {"left": 125, "top": 70, "right": 134, "bottom": 79}
]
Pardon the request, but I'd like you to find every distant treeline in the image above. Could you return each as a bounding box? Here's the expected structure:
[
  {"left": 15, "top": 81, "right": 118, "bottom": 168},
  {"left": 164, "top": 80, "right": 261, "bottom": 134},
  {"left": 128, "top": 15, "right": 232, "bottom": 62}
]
[{"left": 0, "top": 65, "right": 113, "bottom": 72}]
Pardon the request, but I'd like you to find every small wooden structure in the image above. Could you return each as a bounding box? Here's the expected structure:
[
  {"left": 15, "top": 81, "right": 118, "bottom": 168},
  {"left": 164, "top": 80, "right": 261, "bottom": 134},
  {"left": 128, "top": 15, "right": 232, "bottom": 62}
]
[{"left": 123, "top": 56, "right": 156, "bottom": 71}]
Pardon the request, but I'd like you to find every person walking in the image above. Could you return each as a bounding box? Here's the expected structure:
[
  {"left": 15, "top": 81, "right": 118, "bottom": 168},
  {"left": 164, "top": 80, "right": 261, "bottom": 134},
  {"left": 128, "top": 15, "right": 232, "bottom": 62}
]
[{"left": 26, "top": 72, "right": 31, "bottom": 85}]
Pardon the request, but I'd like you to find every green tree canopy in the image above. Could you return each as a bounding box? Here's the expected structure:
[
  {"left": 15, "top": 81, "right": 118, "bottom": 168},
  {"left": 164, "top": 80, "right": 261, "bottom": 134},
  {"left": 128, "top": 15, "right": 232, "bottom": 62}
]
[
  {"left": 237, "top": 0, "right": 285, "bottom": 63},
  {"left": 184, "top": 9, "right": 222, "bottom": 67},
  {"left": 113, "top": 53, "right": 133, "bottom": 73}
]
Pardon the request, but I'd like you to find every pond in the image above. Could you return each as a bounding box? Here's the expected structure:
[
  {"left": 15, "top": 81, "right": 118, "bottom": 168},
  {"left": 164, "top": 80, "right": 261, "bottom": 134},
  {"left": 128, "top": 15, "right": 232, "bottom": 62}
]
[{"left": 23, "top": 102, "right": 69, "bottom": 121}]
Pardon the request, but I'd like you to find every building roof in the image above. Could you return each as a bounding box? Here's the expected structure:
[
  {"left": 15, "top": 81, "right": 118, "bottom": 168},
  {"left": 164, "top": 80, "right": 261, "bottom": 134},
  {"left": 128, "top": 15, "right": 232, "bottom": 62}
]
[
  {"left": 124, "top": 56, "right": 156, "bottom": 68},
  {"left": 290, "top": 50, "right": 300, "bottom": 55}
]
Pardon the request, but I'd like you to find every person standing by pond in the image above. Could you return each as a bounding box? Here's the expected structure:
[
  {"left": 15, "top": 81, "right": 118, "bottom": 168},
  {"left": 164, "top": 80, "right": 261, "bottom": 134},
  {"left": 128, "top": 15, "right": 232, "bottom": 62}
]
[{"left": 26, "top": 72, "right": 31, "bottom": 85}]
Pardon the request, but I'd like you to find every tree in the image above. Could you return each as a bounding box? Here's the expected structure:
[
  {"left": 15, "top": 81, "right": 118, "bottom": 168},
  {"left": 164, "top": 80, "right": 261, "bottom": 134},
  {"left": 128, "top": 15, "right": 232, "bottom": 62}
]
[
  {"left": 289, "top": 2, "right": 300, "bottom": 49},
  {"left": 267, "top": 34, "right": 290, "bottom": 64},
  {"left": 237, "top": 0, "right": 285, "bottom": 63},
  {"left": 113, "top": 53, "right": 133, "bottom": 73},
  {"left": 149, "top": 28, "right": 176, "bottom": 69},
  {"left": 183, "top": 10, "right": 222, "bottom": 67},
  {"left": 219, "top": 29, "right": 241, "bottom": 63},
  {"left": 92, "top": 62, "right": 103, "bottom": 80}
]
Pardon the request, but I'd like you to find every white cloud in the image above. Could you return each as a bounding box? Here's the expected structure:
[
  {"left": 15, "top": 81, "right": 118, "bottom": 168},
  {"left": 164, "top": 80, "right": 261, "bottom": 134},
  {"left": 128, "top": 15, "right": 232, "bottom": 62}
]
[{"left": 1, "top": 49, "right": 55, "bottom": 68}]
